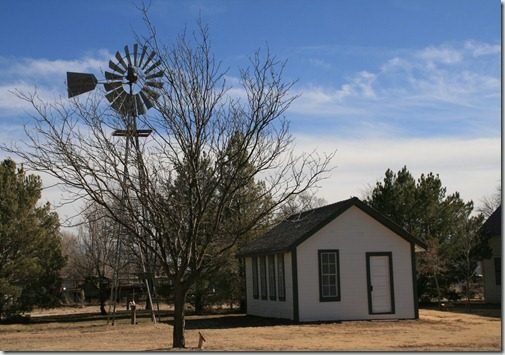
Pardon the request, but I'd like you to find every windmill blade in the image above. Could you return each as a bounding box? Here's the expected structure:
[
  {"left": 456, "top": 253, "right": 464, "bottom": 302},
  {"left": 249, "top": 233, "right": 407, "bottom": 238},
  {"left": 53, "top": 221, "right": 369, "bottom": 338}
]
[
  {"left": 145, "top": 60, "right": 162, "bottom": 75},
  {"left": 122, "top": 94, "right": 139, "bottom": 116},
  {"left": 104, "top": 81, "right": 123, "bottom": 92},
  {"left": 133, "top": 44, "right": 138, "bottom": 66},
  {"left": 105, "top": 87, "right": 123, "bottom": 104},
  {"left": 142, "top": 51, "right": 156, "bottom": 70},
  {"left": 121, "top": 94, "right": 132, "bottom": 115},
  {"left": 111, "top": 91, "right": 128, "bottom": 112},
  {"left": 124, "top": 45, "right": 132, "bottom": 67},
  {"left": 66, "top": 72, "right": 98, "bottom": 98},
  {"left": 139, "top": 90, "right": 155, "bottom": 109},
  {"left": 109, "top": 60, "right": 126, "bottom": 74},
  {"left": 134, "top": 94, "right": 146, "bottom": 115},
  {"left": 145, "top": 80, "right": 163, "bottom": 89},
  {"left": 142, "top": 87, "right": 161, "bottom": 100},
  {"left": 115, "top": 51, "right": 128, "bottom": 71},
  {"left": 105, "top": 71, "right": 124, "bottom": 81},
  {"left": 138, "top": 45, "right": 148, "bottom": 67},
  {"left": 146, "top": 71, "right": 163, "bottom": 80}
]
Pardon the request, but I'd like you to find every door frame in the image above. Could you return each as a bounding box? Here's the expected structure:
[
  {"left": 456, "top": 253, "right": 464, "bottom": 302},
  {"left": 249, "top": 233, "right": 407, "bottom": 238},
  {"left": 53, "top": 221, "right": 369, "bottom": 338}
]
[{"left": 366, "top": 252, "right": 395, "bottom": 315}]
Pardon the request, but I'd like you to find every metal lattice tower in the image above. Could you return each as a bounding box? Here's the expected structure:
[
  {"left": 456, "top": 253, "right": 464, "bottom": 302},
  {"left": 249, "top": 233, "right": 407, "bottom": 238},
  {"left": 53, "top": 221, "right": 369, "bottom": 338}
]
[{"left": 66, "top": 43, "right": 163, "bottom": 325}]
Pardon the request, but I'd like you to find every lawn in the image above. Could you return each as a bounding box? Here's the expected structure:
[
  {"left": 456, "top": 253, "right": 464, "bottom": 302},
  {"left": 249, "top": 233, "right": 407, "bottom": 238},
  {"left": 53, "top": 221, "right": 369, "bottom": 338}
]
[{"left": 0, "top": 306, "right": 501, "bottom": 351}]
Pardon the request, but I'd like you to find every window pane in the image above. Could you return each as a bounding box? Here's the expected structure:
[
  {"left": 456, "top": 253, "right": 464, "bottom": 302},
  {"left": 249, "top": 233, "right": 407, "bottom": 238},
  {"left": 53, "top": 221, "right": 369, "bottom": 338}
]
[
  {"left": 268, "top": 255, "right": 276, "bottom": 300},
  {"left": 322, "top": 264, "right": 329, "bottom": 274},
  {"left": 319, "top": 250, "right": 340, "bottom": 300},
  {"left": 252, "top": 257, "right": 259, "bottom": 299},
  {"left": 277, "top": 254, "right": 285, "bottom": 300},
  {"left": 328, "top": 253, "right": 336, "bottom": 264},
  {"left": 260, "top": 256, "right": 267, "bottom": 299},
  {"left": 328, "top": 263, "right": 336, "bottom": 274}
]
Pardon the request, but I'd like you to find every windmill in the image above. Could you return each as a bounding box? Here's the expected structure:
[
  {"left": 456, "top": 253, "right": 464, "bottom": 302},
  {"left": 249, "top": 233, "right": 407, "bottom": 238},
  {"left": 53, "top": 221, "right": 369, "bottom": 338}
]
[
  {"left": 66, "top": 44, "right": 163, "bottom": 324},
  {"left": 67, "top": 43, "right": 163, "bottom": 118}
]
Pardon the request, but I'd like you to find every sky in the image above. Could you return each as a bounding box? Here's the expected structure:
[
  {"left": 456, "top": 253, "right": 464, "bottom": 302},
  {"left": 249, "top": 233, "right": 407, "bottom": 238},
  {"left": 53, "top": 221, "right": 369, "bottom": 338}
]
[{"left": 0, "top": 0, "right": 501, "bottom": 228}]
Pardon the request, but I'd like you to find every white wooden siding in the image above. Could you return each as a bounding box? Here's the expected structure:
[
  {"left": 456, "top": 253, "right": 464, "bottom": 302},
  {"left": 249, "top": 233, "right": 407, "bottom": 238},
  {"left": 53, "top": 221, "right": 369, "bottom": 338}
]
[
  {"left": 296, "top": 205, "right": 415, "bottom": 321},
  {"left": 245, "top": 252, "right": 294, "bottom": 319},
  {"left": 482, "top": 235, "right": 501, "bottom": 303}
]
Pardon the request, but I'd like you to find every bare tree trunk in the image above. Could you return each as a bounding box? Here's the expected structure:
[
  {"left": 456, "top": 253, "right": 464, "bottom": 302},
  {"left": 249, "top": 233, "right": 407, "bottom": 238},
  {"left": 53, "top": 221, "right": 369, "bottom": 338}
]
[
  {"left": 173, "top": 286, "right": 187, "bottom": 348},
  {"left": 465, "top": 277, "right": 471, "bottom": 311},
  {"left": 99, "top": 280, "right": 108, "bottom": 315},
  {"left": 433, "top": 273, "right": 442, "bottom": 309}
]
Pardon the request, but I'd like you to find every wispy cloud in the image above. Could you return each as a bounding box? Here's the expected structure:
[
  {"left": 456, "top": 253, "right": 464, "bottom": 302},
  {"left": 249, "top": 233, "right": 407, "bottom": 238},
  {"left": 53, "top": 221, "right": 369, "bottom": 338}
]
[
  {"left": 293, "top": 134, "right": 501, "bottom": 207},
  {"left": 0, "top": 51, "right": 110, "bottom": 116},
  {"left": 289, "top": 40, "right": 500, "bottom": 138}
]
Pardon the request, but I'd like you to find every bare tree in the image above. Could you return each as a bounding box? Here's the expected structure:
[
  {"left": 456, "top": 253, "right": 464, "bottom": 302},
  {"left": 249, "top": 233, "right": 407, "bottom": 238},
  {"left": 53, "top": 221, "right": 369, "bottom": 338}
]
[
  {"left": 478, "top": 185, "right": 501, "bottom": 218},
  {"left": 3, "top": 18, "right": 333, "bottom": 347},
  {"left": 60, "top": 231, "right": 86, "bottom": 283},
  {"left": 279, "top": 190, "right": 327, "bottom": 218},
  {"left": 77, "top": 202, "right": 118, "bottom": 315}
]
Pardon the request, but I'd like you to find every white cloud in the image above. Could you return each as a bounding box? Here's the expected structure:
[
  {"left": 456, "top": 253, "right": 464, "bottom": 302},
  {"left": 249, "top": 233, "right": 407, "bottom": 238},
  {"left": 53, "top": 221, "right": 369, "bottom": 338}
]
[
  {"left": 1, "top": 50, "right": 110, "bottom": 79},
  {"left": 0, "top": 81, "right": 63, "bottom": 115},
  {"left": 287, "top": 41, "right": 499, "bottom": 137},
  {"left": 464, "top": 40, "right": 501, "bottom": 57},
  {"left": 417, "top": 46, "right": 463, "bottom": 65},
  {"left": 0, "top": 51, "right": 111, "bottom": 114},
  {"left": 292, "top": 134, "right": 501, "bottom": 209}
]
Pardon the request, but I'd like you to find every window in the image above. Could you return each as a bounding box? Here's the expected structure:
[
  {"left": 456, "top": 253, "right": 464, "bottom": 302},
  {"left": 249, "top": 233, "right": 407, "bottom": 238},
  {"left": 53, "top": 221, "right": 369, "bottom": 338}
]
[
  {"left": 495, "top": 257, "right": 501, "bottom": 286},
  {"left": 277, "top": 253, "right": 286, "bottom": 301},
  {"left": 268, "top": 255, "right": 277, "bottom": 300},
  {"left": 318, "top": 250, "right": 340, "bottom": 302},
  {"left": 252, "top": 257, "right": 259, "bottom": 299},
  {"left": 260, "top": 256, "right": 267, "bottom": 299}
]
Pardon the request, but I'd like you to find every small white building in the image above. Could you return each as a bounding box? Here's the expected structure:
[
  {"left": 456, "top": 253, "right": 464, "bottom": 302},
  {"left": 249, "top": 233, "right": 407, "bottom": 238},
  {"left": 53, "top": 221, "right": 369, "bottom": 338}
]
[
  {"left": 481, "top": 205, "right": 501, "bottom": 304},
  {"left": 237, "top": 197, "right": 426, "bottom": 322}
]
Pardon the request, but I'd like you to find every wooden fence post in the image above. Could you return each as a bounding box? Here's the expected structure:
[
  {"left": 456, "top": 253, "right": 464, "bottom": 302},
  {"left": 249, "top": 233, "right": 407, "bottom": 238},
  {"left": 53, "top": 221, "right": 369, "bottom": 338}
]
[{"left": 129, "top": 300, "right": 137, "bottom": 325}]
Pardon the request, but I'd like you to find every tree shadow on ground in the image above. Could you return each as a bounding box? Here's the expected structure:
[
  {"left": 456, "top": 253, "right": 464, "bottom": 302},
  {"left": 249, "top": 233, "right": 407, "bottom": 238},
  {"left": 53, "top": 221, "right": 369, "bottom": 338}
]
[
  {"left": 163, "top": 314, "right": 296, "bottom": 330},
  {"left": 1, "top": 310, "right": 174, "bottom": 324},
  {"left": 421, "top": 304, "right": 501, "bottom": 319}
]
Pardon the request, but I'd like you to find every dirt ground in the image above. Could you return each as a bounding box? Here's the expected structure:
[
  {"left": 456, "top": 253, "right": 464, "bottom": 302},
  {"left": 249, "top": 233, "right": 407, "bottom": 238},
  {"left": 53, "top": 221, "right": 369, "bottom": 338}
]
[{"left": 0, "top": 306, "right": 501, "bottom": 351}]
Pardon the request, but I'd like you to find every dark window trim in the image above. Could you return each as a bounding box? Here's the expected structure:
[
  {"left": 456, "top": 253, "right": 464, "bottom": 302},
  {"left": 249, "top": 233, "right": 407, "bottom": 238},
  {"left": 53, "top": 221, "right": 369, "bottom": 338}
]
[
  {"left": 260, "top": 256, "right": 267, "bottom": 300},
  {"left": 252, "top": 256, "right": 259, "bottom": 299},
  {"left": 366, "top": 252, "right": 395, "bottom": 315},
  {"left": 291, "top": 248, "right": 299, "bottom": 322},
  {"left": 277, "top": 253, "right": 286, "bottom": 301},
  {"left": 410, "top": 243, "right": 419, "bottom": 319},
  {"left": 318, "top": 249, "right": 341, "bottom": 302},
  {"left": 268, "top": 255, "right": 277, "bottom": 300},
  {"left": 494, "top": 257, "right": 501, "bottom": 286}
]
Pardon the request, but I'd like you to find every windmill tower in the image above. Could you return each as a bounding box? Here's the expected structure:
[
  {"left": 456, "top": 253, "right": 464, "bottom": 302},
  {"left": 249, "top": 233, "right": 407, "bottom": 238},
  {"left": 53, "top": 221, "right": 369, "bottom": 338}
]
[{"left": 66, "top": 44, "right": 163, "bottom": 324}]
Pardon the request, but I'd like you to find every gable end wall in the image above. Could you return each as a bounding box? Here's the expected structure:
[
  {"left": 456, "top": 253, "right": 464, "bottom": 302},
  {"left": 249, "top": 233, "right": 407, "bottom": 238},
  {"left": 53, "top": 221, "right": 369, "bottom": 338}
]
[{"left": 296, "top": 205, "right": 415, "bottom": 321}]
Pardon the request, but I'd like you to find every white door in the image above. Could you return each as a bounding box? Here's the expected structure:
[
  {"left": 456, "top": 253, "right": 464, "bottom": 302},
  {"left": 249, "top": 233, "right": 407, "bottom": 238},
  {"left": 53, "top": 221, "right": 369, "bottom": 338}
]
[{"left": 367, "top": 253, "right": 394, "bottom": 314}]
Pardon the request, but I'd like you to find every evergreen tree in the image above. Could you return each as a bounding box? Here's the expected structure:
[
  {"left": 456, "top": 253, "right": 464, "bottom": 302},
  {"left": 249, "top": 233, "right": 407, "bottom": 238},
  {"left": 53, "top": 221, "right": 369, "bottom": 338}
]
[
  {"left": 365, "top": 166, "right": 489, "bottom": 304},
  {"left": 0, "top": 159, "right": 65, "bottom": 319}
]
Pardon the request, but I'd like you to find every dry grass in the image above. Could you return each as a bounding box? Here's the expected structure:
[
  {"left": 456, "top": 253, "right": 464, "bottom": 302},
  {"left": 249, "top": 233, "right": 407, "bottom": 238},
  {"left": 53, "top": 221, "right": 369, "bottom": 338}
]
[{"left": 0, "top": 307, "right": 501, "bottom": 351}]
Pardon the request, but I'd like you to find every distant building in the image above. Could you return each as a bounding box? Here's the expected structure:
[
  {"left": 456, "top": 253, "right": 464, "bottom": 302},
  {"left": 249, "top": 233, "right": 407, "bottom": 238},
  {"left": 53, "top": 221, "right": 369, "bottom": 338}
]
[
  {"left": 481, "top": 205, "right": 501, "bottom": 304},
  {"left": 237, "top": 197, "right": 426, "bottom": 322}
]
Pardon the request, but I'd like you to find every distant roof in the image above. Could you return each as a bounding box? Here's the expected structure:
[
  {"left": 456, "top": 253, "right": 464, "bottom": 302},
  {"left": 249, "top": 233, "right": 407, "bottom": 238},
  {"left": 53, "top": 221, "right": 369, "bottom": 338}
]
[
  {"left": 481, "top": 205, "right": 501, "bottom": 237},
  {"left": 237, "top": 197, "right": 427, "bottom": 257}
]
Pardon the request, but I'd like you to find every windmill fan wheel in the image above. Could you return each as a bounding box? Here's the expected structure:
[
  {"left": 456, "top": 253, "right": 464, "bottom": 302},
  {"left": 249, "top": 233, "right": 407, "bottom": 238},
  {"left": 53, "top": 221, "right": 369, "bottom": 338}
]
[{"left": 104, "top": 44, "right": 163, "bottom": 116}]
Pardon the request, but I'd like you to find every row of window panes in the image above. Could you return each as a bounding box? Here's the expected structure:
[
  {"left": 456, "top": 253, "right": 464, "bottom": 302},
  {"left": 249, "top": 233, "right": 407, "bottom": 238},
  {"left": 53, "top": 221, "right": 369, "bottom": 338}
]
[
  {"left": 252, "top": 254, "right": 285, "bottom": 301},
  {"left": 319, "top": 250, "right": 340, "bottom": 299}
]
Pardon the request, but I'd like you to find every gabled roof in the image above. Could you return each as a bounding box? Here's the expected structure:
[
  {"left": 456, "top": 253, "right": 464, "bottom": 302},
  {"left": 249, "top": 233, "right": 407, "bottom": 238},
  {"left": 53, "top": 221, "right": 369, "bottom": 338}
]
[
  {"left": 237, "top": 197, "right": 427, "bottom": 257},
  {"left": 481, "top": 205, "right": 501, "bottom": 237}
]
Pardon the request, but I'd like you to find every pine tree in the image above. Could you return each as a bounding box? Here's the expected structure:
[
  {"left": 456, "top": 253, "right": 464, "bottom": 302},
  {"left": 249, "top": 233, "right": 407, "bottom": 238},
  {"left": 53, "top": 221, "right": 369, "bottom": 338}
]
[{"left": 0, "top": 159, "right": 65, "bottom": 319}]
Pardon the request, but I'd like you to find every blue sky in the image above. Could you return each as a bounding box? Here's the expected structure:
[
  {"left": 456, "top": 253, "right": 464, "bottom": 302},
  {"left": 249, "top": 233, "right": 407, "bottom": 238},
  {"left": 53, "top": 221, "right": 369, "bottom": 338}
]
[{"left": 0, "top": 0, "right": 501, "bottom": 224}]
